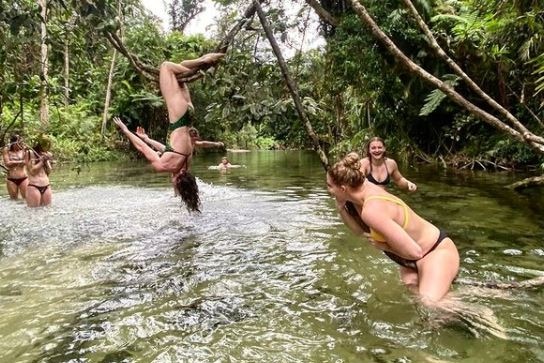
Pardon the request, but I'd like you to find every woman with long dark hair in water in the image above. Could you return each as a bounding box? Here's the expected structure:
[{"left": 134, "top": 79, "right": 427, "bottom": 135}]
[
  {"left": 3, "top": 134, "right": 29, "bottom": 199},
  {"left": 114, "top": 52, "right": 225, "bottom": 212}
]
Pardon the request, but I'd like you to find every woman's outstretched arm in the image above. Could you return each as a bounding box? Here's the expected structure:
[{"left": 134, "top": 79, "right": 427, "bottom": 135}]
[
  {"left": 389, "top": 159, "right": 417, "bottom": 192},
  {"left": 113, "top": 117, "right": 180, "bottom": 172},
  {"left": 195, "top": 140, "right": 224, "bottom": 149},
  {"left": 136, "top": 126, "right": 166, "bottom": 152}
]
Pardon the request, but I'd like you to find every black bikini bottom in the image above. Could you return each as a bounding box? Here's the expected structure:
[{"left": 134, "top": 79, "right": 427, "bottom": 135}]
[
  {"left": 28, "top": 184, "right": 50, "bottom": 195},
  {"left": 384, "top": 229, "right": 448, "bottom": 271},
  {"left": 7, "top": 176, "right": 27, "bottom": 186}
]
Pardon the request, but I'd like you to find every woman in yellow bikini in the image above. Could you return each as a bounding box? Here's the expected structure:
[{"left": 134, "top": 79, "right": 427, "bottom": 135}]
[
  {"left": 114, "top": 52, "right": 224, "bottom": 212},
  {"left": 326, "top": 152, "right": 459, "bottom": 307}
]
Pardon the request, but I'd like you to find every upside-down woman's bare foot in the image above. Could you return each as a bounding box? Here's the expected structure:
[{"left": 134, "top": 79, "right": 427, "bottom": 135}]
[{"left": 200, "top": 53, "right": 225, "bottom": 69}]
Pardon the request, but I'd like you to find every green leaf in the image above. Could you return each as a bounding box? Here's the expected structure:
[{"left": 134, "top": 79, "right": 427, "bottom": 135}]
[{"left": 419, "top": 75, "right": 460, "bottom": 116}]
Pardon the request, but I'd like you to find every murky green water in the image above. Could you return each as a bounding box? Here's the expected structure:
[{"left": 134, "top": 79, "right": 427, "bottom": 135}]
[{"left": 0, "top": 151, "right": 543, "bottom": 362}]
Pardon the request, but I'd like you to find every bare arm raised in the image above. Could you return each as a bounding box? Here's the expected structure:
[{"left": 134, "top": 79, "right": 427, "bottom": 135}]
[
  {"left": 135, "top": 126, "right": 166, "bottom": 153},
  {"left": 113, "top": 117, "right": 185, "bottom": 173}
]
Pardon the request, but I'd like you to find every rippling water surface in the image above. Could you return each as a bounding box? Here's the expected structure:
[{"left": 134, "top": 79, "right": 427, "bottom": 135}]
[{"left": 0, "top": 151, "right": 543, "bottom": 362}]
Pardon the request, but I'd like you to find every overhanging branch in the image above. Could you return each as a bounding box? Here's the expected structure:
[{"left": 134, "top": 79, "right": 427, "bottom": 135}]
[{"left": 346, "top": 0, "right": 544, "bottom": 153}]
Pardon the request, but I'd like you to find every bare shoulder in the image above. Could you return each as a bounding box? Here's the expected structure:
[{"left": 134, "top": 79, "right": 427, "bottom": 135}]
[
  {"left": 361, "top": 198, "right": 390, "bottom": 228},
  {"left": 386, "top": 158, "right": 399, "bottom": 170},
  {"left": 360, "top": 157, "right": 370, "bottom": 171}
]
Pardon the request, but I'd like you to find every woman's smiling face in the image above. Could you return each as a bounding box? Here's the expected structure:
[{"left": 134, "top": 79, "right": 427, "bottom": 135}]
[{"left": 369, "top": 141, "right": 385, "bottom": 160}]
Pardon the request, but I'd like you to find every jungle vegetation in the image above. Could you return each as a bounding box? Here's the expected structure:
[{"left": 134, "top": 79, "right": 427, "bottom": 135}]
[{"left": 1, "top": 0, "right": 543, "bottom": 181}]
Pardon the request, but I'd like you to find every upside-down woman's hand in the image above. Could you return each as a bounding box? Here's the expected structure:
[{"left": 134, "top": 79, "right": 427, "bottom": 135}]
[
  {"left": 113, "top": 117, "right": 129, "bottom": 132},
  {"left": 136, "top": 126, "right": 148, "bottom": 140}
]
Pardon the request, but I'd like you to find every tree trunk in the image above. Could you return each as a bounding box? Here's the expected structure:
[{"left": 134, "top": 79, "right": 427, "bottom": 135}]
[
  {"left": 101, "top": 50, "right": 117, "bottom": 136},
  {"left": 64, "top": 39, "right": 70, "bottom": 108},
  {"left": 63, "top": 14, "right": 77, "bottom": 109},
  {"left": 38, "top": 0, "right": 49, "bottom": 126},
  {"left": 254, "top": 0, "right": 329, "bottom": 170},
  {"left": 400, "top": 0, "right": 539, "bottom": 142},
  {"left": 305, "top": 0, "right": 338, "bottom": 27},
  {"left": 508, "top": 175, "right": 544, "bottom": 190}
]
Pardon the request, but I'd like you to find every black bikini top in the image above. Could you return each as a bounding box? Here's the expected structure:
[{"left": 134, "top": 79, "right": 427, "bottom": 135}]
[{"left": 366, "top": 159, "right": 391, "bottom": 186}]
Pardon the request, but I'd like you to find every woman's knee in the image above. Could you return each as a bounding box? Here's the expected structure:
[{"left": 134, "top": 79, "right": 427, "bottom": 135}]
[
  {"left": 400, "top": 267, "right": 418, "bottom": 286},
  {"left": 160, "top": 61, "right": 175, "bottom": 74}
]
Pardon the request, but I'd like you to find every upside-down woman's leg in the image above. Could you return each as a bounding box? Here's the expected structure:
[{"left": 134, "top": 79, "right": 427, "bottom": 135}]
[
  {"left": 179, "top": 53, "right": 224, "bottom": 70},
  {"left": 159, "top": 62, "right": 191, "bottom": 122}
]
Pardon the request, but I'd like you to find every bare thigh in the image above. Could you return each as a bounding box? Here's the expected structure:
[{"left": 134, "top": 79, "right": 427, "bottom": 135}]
[
  {"left": 41, "top": 187, "right": 52, "bottom": 206},
  {"left": 26, "top": 186, "right": 42, "bottom": 207},
  {"left": 19, "top": 179, "right": 28, "bottom": 198},
  {"left": 6, "top": 180, "right": 18, "bottom": 199},
  {"left": 416, "top": 238, "right": 460, "bottom": 304},
  {"left": 159, "top": 63, "right": 190, "bottom": 121}
]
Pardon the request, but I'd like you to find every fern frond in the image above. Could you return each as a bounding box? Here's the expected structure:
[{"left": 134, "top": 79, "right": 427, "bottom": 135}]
[
  {"left": 419, "top": 75, "right": 460, "bottom": 116},
  {"left": 532, "top": 53, "right": 544, "bottom": 95},
  {"left": 419, "top": 89, "right": 448, "bottom": 116}
]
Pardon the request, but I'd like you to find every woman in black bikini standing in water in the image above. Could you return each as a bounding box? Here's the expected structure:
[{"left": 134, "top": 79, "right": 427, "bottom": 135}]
[
  {"left": 114, "top": 52, "right": 225, "bottom": 212},
  {"left": 25, "top": 137, "right": 53, "bottom": 207},
  {"left": 3, "top": 134, "right": 29, "bottom": 199},
  {"left": 360, "top": 137, "right": 417, "bottom": 192},
  {"left": 327, "top": 152, "right": 459, "bottom": 307}
]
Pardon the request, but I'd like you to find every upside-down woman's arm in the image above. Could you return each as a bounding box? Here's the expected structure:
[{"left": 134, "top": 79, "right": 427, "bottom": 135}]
[
  {"left": 136, "top": 126, "right": 166, "bottom": 152},
  {"left": 114, "top": 117, "right": 182, "bottom": 172}
]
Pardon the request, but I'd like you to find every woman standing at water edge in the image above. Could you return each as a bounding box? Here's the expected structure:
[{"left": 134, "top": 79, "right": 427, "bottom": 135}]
[
  {"left": 3, "top": 134, "right": 29, "bottom": 199},
  {"left": 25, "top": 139, "right": 53, "bottom": 207},
  {"left": 113, "top": 52, "right": 225, "bottom": 212},
  {"left": 327, "top": 152, "right": 459, "bottom": 307},
  {"left": 361, "top": 137, "right": 417, "bottom": 192}
]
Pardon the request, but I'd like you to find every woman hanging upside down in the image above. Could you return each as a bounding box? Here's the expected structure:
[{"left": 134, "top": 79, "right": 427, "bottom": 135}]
[{"left": 114, "top": 52, "right": 225, "bottom": 212}]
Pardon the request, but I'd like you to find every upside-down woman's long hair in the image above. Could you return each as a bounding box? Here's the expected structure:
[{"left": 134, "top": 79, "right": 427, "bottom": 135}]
[{"left": 174, "top": 171, "right": 201, "bottom": 213}]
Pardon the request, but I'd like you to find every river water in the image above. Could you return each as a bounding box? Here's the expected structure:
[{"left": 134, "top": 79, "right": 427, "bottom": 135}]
[{"left": 0, "top": 151, "right": 542, "bottom": 362}]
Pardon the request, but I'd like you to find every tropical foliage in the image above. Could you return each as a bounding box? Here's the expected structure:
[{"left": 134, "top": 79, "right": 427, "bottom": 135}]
[{"left": 0, "top": 0, "right": 543, "bottom": 170}]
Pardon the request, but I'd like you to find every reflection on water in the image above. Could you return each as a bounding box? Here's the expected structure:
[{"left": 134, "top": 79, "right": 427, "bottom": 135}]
[{"left": 0, "top": 151, "right": 543, "bottom": 362}]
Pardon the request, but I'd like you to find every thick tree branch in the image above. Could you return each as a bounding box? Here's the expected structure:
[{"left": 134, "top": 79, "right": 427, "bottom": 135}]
[
  {"left": 304, "top": 0, "right": 338, "bottom": 27},
  {"left": 508, "top": 175, "right": 544, "bottom": 190},
  {"left": 105, "top": 32, "right": 157, "bottom": 82},
  {"left": 215, "top": 2, "right": 259, "bottom": 53},
  {"left": 104, "top": 2, "right": 260, "bottom": 85},
  {"left": 401, "top": 0, "right": 544, "bottom": 145}
]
